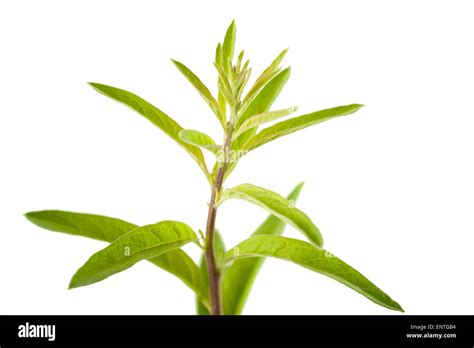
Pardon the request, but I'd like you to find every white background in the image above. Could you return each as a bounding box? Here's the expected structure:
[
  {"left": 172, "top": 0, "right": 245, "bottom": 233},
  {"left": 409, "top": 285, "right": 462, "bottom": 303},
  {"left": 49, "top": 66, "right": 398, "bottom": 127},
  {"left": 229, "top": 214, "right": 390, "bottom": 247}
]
[{"left": 1, "top": 0, "right": 473, "bottom": 315}]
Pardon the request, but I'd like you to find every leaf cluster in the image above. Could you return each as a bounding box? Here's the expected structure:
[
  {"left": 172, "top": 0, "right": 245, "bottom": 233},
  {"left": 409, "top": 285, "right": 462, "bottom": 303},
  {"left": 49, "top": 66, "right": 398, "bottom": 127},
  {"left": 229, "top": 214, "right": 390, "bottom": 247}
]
[{"left": 25, "top": 21, "right": 402, "bottom": 314}]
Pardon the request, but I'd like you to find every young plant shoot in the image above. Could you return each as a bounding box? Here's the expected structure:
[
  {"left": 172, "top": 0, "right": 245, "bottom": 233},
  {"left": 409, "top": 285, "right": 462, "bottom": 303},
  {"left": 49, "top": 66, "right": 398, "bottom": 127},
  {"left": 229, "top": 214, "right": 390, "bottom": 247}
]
[{"left": 25, "top": 21, "right": 403, "bottom": 315}]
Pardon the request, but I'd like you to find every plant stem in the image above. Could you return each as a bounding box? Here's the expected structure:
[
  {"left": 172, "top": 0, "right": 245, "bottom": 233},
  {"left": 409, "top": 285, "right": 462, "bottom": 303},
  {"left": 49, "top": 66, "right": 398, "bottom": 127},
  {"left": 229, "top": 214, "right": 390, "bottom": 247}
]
[
  {"left": 205, "top": 123, "right": 233, "bottom": 315},
  {"left": 205, "top": 167, "right": 224, "bottom": 315}
]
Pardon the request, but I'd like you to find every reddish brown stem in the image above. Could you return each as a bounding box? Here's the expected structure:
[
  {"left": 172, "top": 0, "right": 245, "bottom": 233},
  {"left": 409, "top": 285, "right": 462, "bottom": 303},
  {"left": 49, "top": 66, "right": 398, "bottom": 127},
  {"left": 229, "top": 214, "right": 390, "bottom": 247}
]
[
  {"left": 205, "top": 165, "right": 225, "bottom": 315},
  {"left": 205, "top": 124, "right": 233, "bottom": 315}
]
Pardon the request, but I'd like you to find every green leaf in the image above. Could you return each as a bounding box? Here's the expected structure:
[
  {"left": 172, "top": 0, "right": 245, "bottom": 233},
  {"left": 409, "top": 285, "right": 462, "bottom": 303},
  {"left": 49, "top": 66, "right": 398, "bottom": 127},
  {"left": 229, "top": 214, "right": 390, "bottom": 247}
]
[
  {"left": 233, "top": 106, "right": 298, "bottom": 139},
  {"left": 236, "top": 50, "right": 245, "bottom": 71},
  {"left": 217, "top": 92, "right": 227, "bottom": 121},
  {"left": 219, "top": 183, "right": 323, "bottom": 247},
  {"left": 195, "top": 230, "right": 226, "bottom": 315},
  {"left": 215, "top": 63, "right": 235, "bottom": 108},
  {"left": 235, "top": 65, "right": 251, "bottom": 102},
  {"left": 258, "top": 48, "right": 288, "bottom": 80},
  {"left": 179, "top": 129, "right": 220, "bottom": 155},
  {"left": 238, "top": 48, "right": 288, "bottom": 120},
  {"left": 215, "top": 43, "right": 227, "bottom": 118},
  {"left": 242, "top": 104, "right": 364, "bottom": 151},
  {"left": 69, "top": 220, "right": 197, "bottom": 289},
  {"left": 222, "top": 20, "right": 236, "bottom": 74},
  {"left": 213, "top": 229, "right": 227, "bottom": 271},
  {"left": 196, "top": 255, "right": 210, "bottom": 315},
  {"left": 25, "top": 210, "right": 136, "bottom": 241},
  {"left": 215, "top": 42, "right": 224, "bottom": 68},
  {"left": 88, "top": 83, "right": 210, "bottom": 183},
  {"left": 25, "top": 211, "right": 208, "bottom": 304},
  {"left": 232, "top": 67, "right": 291, "bottom": 150},
  {"left": 222, "top": 182, "right": 304, "bottom": 314},
  {"left": 171, "top": 59, "right": 224, "bottom": 127},
  {"left": 225, "top": 235, "right": 404, "bottom": 312}
]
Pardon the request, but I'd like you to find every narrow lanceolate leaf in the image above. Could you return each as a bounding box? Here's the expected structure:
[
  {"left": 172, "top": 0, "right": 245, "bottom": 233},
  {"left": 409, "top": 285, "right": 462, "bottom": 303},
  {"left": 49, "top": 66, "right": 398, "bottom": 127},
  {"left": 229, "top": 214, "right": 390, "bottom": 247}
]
[
  {"left": 225, "top": 235, "right": 404, "bottom": 312},
  {"left": 215, "top": 43, "right": 227, "bottom": 117},
  {"left": 196, "top": 255, "right": 210, "bottom": 315},
  {"left": 171, "top": 59, "right": 224, "bottom": 127},
  {"left": 25, "top": 210, "right": 136, "bottom": 241},
  {"left": 25, "top": 211, "right": 208, "bottom": 304},
  {"left": 233, "top": 106, "right": 298, "bottom": 139},
  {"left": 68, "top": 221, "right": 197, "bottom": 289},
  {"left": 238, "top": 48, "right": 288, "bottom": 119},
  {"left": 215, "top": 63, "right": 235, "bottom": 108},
  {"left": 250, "top": 48, "right": 288, "bottom": 94},
  {"left": 88, "top": 83, "right": 210, "bottom": 182},
  {"left": 222, "top": 20, "right": 236, "bottom": 74},
  {"left": 215, "top": 43, "right": 224, "bottom": 68},
  {"left": 236, "top": 50, "right": 245, "bottom": 71},
  {"left": 219, "top": 183, "right": 323, "bottom": 247},
  {"left": 179, "top": 129, "right": 220, "bottom": 155},
  {"left": 213, "top": 230, "right": 227, "bottom": 270},
  {"left": 242, "top": 104, "right": 364, "bottom": 151},
  {"left": 222, "top": 182, "right": 304, "bottom": 314},
  {"left": 196, "top": 230, "right": 226, "bottom": 315},
  {"left": 232, "top": 68, "right": 291, "bottom": 150}
]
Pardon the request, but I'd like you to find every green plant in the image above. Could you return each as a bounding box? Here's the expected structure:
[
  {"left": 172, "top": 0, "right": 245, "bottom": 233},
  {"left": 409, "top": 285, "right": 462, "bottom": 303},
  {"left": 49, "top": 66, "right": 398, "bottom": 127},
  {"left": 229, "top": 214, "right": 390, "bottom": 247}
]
[{"left": 25, "top": 21, "right": 403, "bottom": 315}]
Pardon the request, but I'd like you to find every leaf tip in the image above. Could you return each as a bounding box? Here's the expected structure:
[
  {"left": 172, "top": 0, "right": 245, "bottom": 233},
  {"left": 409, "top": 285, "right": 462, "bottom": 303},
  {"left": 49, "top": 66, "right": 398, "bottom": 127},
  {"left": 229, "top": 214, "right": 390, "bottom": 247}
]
[
  {"left": 170, "top": 58, "right": 179, "bottom": 67},
  {"left": 87, "top": 82, "right": 103, "bottom": 92},
  {"left": 280, "top": 66, "right": 292, "bottom": 77},
  {"left": 68, "top": 272, "right": 86, "bottom": 290},
  {"left": 287, "top": 181, "right": 305, "bottom": 202},
  {"left": 24, "top": 211, "right": 40, "bottom": 223},
  {"left": 224, "top": 20, "right": 237, "bottom": 48},
  {"left": 67, "top": 278, "right": 78, "bottom": 290},
  {"left": 279, "top": 47, "right": 289, "bottom": 60},
  {"left": 393, "top": 302, "right": 405, "bottom": 312},
  {"left": 68, "top": 266, "right": 89, "bottom": 290}
]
